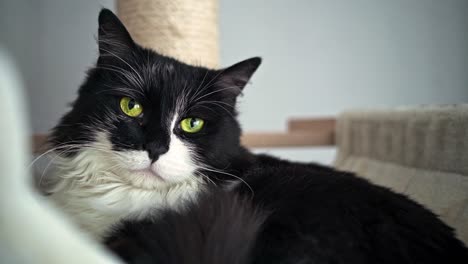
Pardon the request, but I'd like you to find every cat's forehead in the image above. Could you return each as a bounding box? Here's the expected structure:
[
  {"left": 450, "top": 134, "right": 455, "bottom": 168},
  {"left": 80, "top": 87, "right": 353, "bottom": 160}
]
[
  {"left": 104, "top": 57, "right": 215, "bottom": 114},
  {"left": 139, "top": 55, "right": 212, "bottom": 93}
]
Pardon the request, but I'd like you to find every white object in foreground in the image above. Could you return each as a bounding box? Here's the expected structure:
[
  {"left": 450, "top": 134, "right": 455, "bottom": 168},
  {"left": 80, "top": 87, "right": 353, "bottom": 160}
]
[{"left": 0, "top": 49, "right": 121, "bottom": 264}]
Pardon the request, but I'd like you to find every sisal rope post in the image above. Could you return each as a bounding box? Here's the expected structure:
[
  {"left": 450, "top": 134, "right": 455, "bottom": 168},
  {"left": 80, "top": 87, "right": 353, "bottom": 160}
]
[{"left": 117, "top": 0, "right": 219, "bottom": 68}]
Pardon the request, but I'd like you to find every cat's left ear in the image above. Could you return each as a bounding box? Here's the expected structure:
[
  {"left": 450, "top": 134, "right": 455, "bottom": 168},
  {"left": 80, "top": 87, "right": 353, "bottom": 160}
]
[
  {"left": 216, "top": 57, "right": 262, "bottom": 97},
  {"left": 97, "top": 8, "right": 135, "bottom": 56}
]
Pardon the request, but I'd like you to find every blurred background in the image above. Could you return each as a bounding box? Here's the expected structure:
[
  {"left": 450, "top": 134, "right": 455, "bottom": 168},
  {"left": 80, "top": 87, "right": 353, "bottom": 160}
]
[{"left": 1, "top": 0, "right": 467, "bottom": 164}]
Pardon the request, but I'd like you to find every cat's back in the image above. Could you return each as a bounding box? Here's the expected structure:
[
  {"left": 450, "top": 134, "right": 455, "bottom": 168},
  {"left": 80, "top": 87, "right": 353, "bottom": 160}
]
[{"left": 239, "top": 154, "right": 468, "bottom": 264}]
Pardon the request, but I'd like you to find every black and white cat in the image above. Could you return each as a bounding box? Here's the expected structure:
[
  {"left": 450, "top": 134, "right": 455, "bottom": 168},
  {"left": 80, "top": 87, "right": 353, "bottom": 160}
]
[
  {"left": 46, "top": 8, "right": 257, "bottom": 239},
  {"left": 46, "top": 9, "right": 468, "bottom": 263}
]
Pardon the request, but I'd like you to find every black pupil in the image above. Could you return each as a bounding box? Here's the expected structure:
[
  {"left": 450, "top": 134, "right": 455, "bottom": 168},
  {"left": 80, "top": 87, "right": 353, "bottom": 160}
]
[
  {"left": 128, "top": 99, "right": 135, "bottom": 109},
  {"left": 190, "top": 118, "right": 198, "bottom": 128}
]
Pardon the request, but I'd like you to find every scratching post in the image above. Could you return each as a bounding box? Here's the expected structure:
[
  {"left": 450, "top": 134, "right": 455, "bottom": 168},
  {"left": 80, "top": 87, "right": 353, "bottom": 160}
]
[{"left": 117, "top": 0, "right": 219, "bottom": 68}]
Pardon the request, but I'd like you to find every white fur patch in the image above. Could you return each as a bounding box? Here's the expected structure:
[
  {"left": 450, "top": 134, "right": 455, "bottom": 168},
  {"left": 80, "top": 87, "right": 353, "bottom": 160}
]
[
  {"left": 48, "top": 113, "right": 204, "bottom": 240},
  {"left": 153, "top": 114, "right": 197, "bottom": 183}
]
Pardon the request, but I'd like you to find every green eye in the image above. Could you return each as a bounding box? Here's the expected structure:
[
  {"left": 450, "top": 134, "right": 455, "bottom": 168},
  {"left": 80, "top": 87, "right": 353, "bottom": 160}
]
[
  {"left": 180, "top": 117, "right": 205, "bottom": 133},
  {"left": 120, "top": 97, "right": 143, "bottom": 117}
]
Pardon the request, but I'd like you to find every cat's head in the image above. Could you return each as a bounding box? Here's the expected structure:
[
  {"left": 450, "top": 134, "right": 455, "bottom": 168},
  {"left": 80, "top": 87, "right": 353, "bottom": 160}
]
[{"left": 48, "top": 9, "right": 260, "bottom": 191}]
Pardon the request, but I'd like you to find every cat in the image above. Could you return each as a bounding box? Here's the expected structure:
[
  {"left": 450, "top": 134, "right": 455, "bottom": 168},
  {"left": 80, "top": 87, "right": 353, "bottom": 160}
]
[
  {"left": 107, "top": 156, "right": 468, "bottom": 264},
  {"left": 45, "top": 9, "right": 468, "bottom": 263},
  {"left": 45, "top": 8, "right": 259, "bottom": 239}
]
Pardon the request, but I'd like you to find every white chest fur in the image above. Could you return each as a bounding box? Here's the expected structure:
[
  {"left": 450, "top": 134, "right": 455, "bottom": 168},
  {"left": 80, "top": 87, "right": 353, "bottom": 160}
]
[{"left": 50, "top": 172, "right": 203, "bottom": 240}]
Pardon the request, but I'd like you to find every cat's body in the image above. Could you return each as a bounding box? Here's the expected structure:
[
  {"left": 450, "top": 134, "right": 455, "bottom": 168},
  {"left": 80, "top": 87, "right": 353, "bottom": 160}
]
[
  {"left": 46, "top": 9, "right": 468, "bottom": 264},
  {"left": 238, "top": 155, "right": 468, "bottom": 263},
  {"left": 107, "top": 188, "right": 266, "bottom": 264},
  {"left": 107, "top": 154, "right": 468, "bottom": 264}
]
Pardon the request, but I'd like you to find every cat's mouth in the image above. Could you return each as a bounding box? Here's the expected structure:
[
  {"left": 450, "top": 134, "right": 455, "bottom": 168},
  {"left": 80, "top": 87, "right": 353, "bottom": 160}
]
[{"left": 124, "top": 165, "right": 198, "bottom": 191}]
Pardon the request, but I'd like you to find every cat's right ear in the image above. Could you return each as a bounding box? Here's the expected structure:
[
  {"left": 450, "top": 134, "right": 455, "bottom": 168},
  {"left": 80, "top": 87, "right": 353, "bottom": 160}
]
[
  {"left": 215, "top": 57, "right": 262, "bottom": 98},
  {"left": 97, "top": 9, "right": 135, "bottom": 57}
]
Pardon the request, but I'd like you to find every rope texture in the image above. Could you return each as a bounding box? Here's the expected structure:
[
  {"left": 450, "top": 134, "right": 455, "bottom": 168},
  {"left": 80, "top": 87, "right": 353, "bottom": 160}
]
[{"left": 117, "top": 0, "right": 219, "bottom": 68}]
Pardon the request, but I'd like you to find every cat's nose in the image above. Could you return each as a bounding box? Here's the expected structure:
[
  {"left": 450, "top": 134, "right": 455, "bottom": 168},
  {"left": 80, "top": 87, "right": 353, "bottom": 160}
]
[{"left": 145, "top": 142, "right": 169, "bottom": 162}]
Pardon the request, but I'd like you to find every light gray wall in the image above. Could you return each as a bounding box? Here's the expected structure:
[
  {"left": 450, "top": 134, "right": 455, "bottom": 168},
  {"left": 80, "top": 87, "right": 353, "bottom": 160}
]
[
  {"left": 220, "top": 0, "right": 468, "bottom": 163},
  {"left": 1, "top": 1, "right": 467, "bottom": 164},
  {"left": 0, "top": 0, "right": 40, "bottom": 115},
  {"left": 0, "top": 0, "right": 115, "bottom": 133},
  {"left": 34, "top": 0, "right": 115, "bottom": 133}
]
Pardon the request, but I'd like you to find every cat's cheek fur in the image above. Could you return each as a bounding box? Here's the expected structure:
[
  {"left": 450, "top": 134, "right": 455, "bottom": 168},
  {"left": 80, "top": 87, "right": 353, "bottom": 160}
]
[
  {"left": 118, "top": 150, "right": 151, "bottom": 171},
  {"left": 153, "top": 134, "right": 198, "bottom": 183},
  {"left": 151, "top": 113, "right": 199, "bottom": 183}
]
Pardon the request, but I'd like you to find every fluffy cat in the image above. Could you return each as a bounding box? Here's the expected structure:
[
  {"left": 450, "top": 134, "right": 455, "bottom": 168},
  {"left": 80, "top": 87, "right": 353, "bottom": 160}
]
[
  {"left": 46, "top": 8, "right": 258, "bottom": 239},
  {"left": 46, "top": 9, "right": 468, "bottom": 263}
]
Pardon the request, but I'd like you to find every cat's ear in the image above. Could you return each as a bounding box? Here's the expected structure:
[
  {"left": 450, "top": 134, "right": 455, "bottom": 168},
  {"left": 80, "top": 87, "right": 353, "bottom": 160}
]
[
  {"left": 97, "top": 9, "right": 135, "bottom": 56},
  {"left": 216, "top": 57, "right": 262, "bottom": 97}
]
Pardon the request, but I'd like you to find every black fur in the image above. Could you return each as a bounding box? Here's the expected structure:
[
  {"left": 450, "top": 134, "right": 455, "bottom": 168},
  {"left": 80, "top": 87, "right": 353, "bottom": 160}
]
[
  {"left": 237, "top": 155, "right": 468, "bottom": 263},
  {"left": 107, "top": 189, "right": 266, "bottom": 264},
  {"left": 108, "top": 155, "right": 468, "bottom": 264},
  {"left": 55, "top": 9, "right": 468, "bottom": 264}
]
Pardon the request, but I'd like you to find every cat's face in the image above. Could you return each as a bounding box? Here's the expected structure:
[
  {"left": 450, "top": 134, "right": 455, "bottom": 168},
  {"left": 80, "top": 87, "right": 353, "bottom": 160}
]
[{"left": 49, "top": 10, "right": 260, "bottom": 191}]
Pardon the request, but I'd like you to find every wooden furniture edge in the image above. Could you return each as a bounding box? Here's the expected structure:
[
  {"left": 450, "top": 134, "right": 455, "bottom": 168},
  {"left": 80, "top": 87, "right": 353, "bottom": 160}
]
[{"left": 241, "top": 131, "right": 334, "bottom": 148}]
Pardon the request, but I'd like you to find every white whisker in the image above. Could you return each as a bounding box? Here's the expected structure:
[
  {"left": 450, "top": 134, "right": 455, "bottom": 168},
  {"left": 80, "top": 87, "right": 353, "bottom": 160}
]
[{"left": 197, "top": 165, "right": 254, "bottom": 197}]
